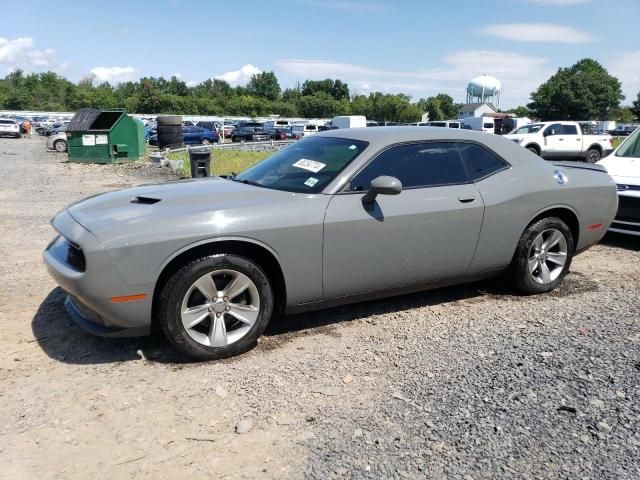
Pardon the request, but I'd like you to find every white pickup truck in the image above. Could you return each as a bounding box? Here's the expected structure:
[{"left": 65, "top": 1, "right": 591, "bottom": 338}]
[{"left": 504, "top": 121, "right": 613, "bottom": 163}]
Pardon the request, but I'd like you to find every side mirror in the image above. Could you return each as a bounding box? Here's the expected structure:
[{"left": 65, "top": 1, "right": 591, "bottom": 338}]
[
  {"left": 362, "top": 176, "right": 402, "bottom": 204},
  {"left": 544, "top": 128, "right": 554, "bottom": 137}
]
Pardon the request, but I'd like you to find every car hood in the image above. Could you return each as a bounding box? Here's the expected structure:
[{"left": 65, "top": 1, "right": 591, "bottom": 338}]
[
  {"left": 597, "top": 155, "right": 640, "bottom": 183},
  {"left": 67, "top": 177, "right": 295, "bottom": 238}
]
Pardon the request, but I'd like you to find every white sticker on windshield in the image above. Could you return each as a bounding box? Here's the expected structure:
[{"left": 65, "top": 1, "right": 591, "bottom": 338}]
[
  {"left": 304, "top": 177, "right": 319, "bottom": 187},
  {"left": 292, "top": 158, "right": 326, "bottom": 173},
  {"left": 349, "top": 145, "right": 357, "bottom": 150}
]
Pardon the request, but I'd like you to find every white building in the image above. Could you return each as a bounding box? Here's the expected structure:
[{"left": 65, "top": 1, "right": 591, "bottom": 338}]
[{"left": 457, "top": 102, "right": 497, "bottom": 119}]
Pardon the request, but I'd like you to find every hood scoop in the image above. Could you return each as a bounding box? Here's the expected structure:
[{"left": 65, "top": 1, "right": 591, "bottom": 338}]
[{"left": 130, "top": 196, "right": 161, "bottom": 205}]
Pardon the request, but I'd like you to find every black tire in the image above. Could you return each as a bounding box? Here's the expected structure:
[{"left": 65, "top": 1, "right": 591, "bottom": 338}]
[
  {"left": 508, "top": 217, "right": 574, "bottom": 294},
  {"left": 156, "top": 125, "right": 183, "bottom": 135},
  {"left": 586, "top": 148, "right": 601, "bottom": 163},
  {"left": 526, "top": 146, "right": 540, "bottom": 156},
  {"left": 158, "top": 254, "right": 274, "bottom": 361},
  {"left": 53, "top": 139, "right": 67, "bottom": 152},
  {"left": 156, "top": 115, "right": 183, "bottom": 127},
  {"left": 158, "top": 133, "right": 184, "bottom": 149}
]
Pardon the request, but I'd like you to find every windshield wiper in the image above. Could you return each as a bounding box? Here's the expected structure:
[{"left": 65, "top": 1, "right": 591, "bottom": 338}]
[{"left": 228, "top": 175, "right": 263, "bottom": 188}]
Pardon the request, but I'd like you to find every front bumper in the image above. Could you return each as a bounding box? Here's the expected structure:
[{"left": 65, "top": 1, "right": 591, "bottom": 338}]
[
  {"left": 43, "top": 210, "right": 154, "bottom": 336},
  {"left": 609, "top": 192, "right": 640, "bottom": 236}
]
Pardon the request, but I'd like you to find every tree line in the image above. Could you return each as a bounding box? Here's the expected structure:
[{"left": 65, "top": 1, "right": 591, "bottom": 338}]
[{"left": 0, "top": 58, "right": 638, "bottom": 122}]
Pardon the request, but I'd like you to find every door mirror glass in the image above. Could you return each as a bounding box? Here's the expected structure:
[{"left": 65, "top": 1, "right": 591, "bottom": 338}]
[{"left": 362, "top": 176, "right": 402, "bottom": 204}]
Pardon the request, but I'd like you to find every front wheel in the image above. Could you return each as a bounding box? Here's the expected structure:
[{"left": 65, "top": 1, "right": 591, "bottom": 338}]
[
  {"left": 508, "top": 217, "right": 573, "bottom": 294},
  {"left": 158, "top": 254, "right": 274, "bottom": 361},
  {"left": 54, "top": 140, "right": 67, "bottom": 152}
]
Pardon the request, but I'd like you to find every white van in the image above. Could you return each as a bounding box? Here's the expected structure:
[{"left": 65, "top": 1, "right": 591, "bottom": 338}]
[
  {"left": 291, "top": 124, "right": 328, "bottom": 136},
  {"left": 263, "top": 119, "right": 292, "bottom": 129},
  {"left": 461, "top": 117, "right": 495, "bottom": 133},
  {"left": 427, "top": 120, "right": 461, "bottom": 129},
  {"left": 330, "top": 115, "right": 367, "bottom": 129}
]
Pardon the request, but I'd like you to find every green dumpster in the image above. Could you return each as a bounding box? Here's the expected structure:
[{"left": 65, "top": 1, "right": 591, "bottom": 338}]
[{"left": 66, "top": 108, "right": 145, "bottom": 163}]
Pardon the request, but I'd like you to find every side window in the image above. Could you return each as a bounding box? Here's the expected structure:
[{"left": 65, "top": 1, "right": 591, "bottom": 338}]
[
  {"left": 545, "top": 123, "right": 561, "bottom": 136},
  {"left": 349, "top": 142, "right": 468, "bottom": 191},
  {"left": 457, "top": 143, "right": 507, "bottom": 181},
  {"left": 561, "top": 125, "right": 578, "bottom": 135}
]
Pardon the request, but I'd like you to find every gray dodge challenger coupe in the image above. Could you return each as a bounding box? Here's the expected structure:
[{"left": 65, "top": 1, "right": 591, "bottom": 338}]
[{"left": 44, "top": 127, "right": 618, "bottom": 360}]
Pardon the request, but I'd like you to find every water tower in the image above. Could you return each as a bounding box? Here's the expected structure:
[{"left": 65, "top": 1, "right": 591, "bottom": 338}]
[{"left": 466, "top": 75, "right": 502, "bottom": 109}]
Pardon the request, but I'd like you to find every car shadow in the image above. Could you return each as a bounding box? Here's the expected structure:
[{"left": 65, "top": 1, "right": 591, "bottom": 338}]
[
  {"left": 31, "top": 288, "right": 184, "bottom": 365},
  {"left": 33, "top": 280, "right": 499, "bottom": 365},
  {"left": 601, "top": 232, "right": 640, "bottom": 251}
]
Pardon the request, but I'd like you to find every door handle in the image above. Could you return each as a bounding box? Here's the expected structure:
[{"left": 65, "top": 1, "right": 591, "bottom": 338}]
[
  {"left": 458, "top": 195, "right": 475, "bottom": 203},
  {"left": 558, "top": 138, "right": 564, "bottom": 141}
]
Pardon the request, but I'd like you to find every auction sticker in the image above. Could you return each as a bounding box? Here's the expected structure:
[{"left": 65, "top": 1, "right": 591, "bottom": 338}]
[
  {"left": 292, "top": 158, "right": 326, "bottom": 173},
  {"left": 304, "top": 177, "right": 319, "bottom": 187}
]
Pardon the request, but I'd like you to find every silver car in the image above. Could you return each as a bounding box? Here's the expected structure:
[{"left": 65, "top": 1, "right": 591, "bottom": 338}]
[{"left": 44, "top": 128, "right": 618, "bottom": 360}]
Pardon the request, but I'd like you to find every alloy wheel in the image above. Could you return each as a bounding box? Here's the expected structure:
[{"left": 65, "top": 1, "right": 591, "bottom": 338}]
[
  {"left": 527, "top": 228, "right": 568, "bottom": 284},
  {"left": 180, "top": 269, "right": 260, "bottom": 347}
]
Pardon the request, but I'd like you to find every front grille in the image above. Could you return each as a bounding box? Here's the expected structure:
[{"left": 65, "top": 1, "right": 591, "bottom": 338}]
[
  {"left": 616, "top": 195, "right": 640, "bottom": 223},
  {"left": 616, "top": 184, "right": 640, "bottom": 192}
]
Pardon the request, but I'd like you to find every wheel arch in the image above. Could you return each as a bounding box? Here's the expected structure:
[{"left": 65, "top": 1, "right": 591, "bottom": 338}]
[
  {"left": 527, "top": 205, "right": 580, "bottom": 252},
  {"left": 524, "top": 143, "right": 541, "bottom": 155},
  {"left": 586, "top": 143, "right": 603, "bottom": 154},
  {"left": 151, "top": 238, "right": 287, "bottom": 330}
]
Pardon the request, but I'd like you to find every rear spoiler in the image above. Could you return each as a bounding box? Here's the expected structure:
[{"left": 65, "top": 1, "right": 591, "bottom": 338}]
[{"left": 552, "top": 161, "right": 607, "bottom": 173}]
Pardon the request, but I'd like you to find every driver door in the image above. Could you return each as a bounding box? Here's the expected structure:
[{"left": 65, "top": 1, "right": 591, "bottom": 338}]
[
  {"left": 544, "top": 123, "right": 572, "bottom": 158},
  {"left": 323, "top": 141, "right": 484, "bottom": 299}
]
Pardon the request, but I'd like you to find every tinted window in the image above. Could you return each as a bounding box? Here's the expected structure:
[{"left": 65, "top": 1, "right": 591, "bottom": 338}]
[
  {"left": 561, "top": 125, "right": 578, "bottom": 135},
  {"left": 616, "top": 128, "right": 640, "bottom": 158},
  {"left": 457, "top": 143, "right": 506, "bottom": 180},
  {"left": 483, "top": 123, "right": 494, "bottom": 129},
  {"left": 349, "top": 142, "right": 468, "bottom": 191},
  {"left": 545, "top": 124, "right": 562, "bottom": 136}
]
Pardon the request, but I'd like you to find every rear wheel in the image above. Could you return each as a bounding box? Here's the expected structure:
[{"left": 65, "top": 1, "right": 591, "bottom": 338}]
[
  {"left": 158, "top": 254, "right": 274, "bottom": 361},
  {"left": 509, "top": 217, "right": 573, "bottom": 294}
]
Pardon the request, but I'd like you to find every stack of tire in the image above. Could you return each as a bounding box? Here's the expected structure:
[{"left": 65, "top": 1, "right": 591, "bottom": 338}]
[{"left": 156, "top": 115, "right": 184, "bottom": 150}]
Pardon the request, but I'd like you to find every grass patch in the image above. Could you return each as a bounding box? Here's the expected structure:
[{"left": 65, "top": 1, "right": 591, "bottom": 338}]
[
  {"left": 166, "top": 149, "right": 271, "bottom": 177},
  {"left": 612, "top": 137, "right": 623, "bottom": 149}
]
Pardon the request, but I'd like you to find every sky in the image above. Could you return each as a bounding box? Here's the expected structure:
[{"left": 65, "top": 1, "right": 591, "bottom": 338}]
[{"left": 1, "top": 0, "right": 639, "bottom": 108}]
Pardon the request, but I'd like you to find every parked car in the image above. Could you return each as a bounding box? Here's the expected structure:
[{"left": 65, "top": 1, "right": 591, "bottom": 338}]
[
  {"left": 149, "top": 126, "right": 218, "bottom": 146},
  {"left": 427, "top": 121, "right": 462, "bottom": 129},
  {"left": 329, "top": 115, "right": 367, "bottom": 129},
  {"left": 609, "top": 125, "right": 638, "bottom": 137},
  {"left": 47, "top": 131, "right": 68, "bottom": 152},
  {"left": 0, "top": 118, "right": 21, "bottom": 138},
  {"left": 504, "top": 121, "right": 613, "bottom": 162},
  {"left": 263, "top": 120, "right": 292, "bottom": 130},
  {"left": 461, "top": 117, "right": 495, "bottom": 133},
  {"left": 597, "top": 126, "right": 640, "bottom": 236},
  {"left": 218, "top": 125, "right": 235, "bottom": 138},
  {"left": 268, "top": 127, "right": 302, "bottom": 140},
  {"left": 195, "top": 121, "right": 221, "bottom": 132},
  {"left": 231, "top": 126, "right": 271, "bottom": 142},
  {"left": 44, "top": 127, "right": 617, "bottom": 360},
  {"left": 291, "top": 124, "right": 325, "bottom": 137}
]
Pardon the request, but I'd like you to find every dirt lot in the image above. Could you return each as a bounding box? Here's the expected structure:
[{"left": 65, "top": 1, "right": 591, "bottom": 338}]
[{"left": 1, "top": 136, "right": 639, "bottom": 479}]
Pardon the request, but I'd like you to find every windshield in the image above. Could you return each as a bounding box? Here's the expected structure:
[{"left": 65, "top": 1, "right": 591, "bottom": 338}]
[
  {"left": 234, "top": 136, "right": 369, "bottom": 193},
  {"left": 513, "top": 124, "right": 543, "bottom": 134},
  {"left": 615, "top": 127, "right": 640, "bottom": 158}
]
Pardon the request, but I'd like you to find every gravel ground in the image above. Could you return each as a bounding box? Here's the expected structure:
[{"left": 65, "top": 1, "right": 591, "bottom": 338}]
[{"left": 0, "top": 136, "right": 638, "bottom": 479}]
